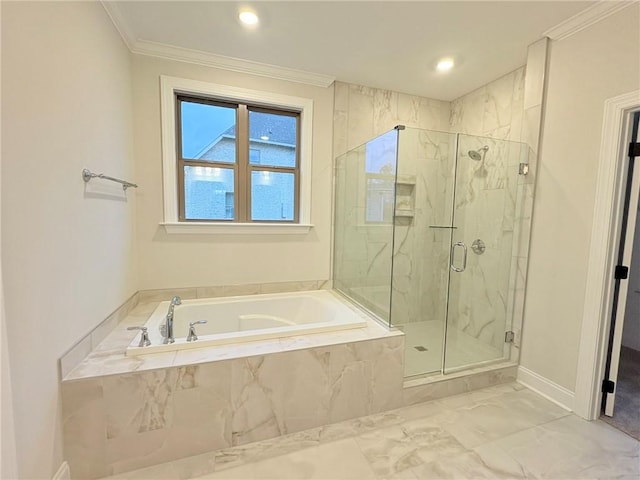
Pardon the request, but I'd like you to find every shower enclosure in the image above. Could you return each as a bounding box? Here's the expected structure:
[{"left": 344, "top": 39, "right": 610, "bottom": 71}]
[{"left": 333, "top": 126, "right": 530, "bottom": 377}]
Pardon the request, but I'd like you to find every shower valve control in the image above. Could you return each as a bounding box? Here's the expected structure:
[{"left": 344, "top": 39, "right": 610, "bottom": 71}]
[{"left": 471, "top": 239, "right": 486, "bottom": 255}]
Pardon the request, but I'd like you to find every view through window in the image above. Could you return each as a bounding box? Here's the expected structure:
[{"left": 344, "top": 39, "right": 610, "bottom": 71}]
[{"left": 177, "top": 96, "right": 299, "bottom": 222}]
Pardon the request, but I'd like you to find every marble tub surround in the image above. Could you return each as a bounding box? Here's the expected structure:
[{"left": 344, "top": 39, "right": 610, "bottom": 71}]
[
  {"left": 61, "top": 295, "right": 404, "bottom": 477},
  {"left": 100, "top": 382, "right": 639, "bottom": 480},
  {"left": 59, "top": 291, "right": 139, "bottom": 379}
]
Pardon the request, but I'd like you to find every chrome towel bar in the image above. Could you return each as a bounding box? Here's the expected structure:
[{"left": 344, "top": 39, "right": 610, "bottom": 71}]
[{"left": 82, "top": 168, "right": 138, "bottom": 190}]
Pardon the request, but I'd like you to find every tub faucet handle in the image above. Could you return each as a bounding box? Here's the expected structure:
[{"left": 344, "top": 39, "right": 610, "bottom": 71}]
[
  {"left": 127, "top": 326, "right": 151, "bottom": 347},
  {"left": 187, "top": 320, "right": 208, "bottom": 342}
]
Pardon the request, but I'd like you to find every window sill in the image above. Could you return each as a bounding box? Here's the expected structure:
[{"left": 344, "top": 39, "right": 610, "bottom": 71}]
[{"left": 161, "top": 222, "right": 314, "bottom": 235}]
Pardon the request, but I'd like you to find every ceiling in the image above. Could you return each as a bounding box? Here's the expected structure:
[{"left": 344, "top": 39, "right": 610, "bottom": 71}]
[{"left": 108, "top": 1, "right": 597, "bottom": 101}]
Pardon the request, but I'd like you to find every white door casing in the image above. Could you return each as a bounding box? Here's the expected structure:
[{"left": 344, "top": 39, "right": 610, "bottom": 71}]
[
  {"left": 574, "top": 90, "right": 640, "bottom": 421},
  {"left": 604, "top": 115, "right": 640, "bottom": 416}
]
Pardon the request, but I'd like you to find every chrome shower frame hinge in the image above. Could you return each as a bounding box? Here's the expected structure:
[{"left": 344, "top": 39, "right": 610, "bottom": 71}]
[
  {"left": 504, "top": 331, "right": 515, "bottom": 343},
  {"left": 519, "top": 163, "right": 529, "bottom": 175}
]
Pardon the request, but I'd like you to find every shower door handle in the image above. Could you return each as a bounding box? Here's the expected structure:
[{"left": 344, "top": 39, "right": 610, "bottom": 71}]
[{"left": 451, "top": 242, "right": 467, "bottom": 272}]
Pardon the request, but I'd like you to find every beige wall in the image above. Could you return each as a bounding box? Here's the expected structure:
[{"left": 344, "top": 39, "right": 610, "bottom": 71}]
[
  {"left": 133, "top": 56, "right": 334, "bottom": 289},
  {"left": 1, "top": 2, "right": 137, "bottom": 477},
  {"left": 520, "top": 5, "right": 640, "bottom": 391}
]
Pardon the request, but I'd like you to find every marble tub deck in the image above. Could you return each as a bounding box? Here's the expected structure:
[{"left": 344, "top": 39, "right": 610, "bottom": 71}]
[{"left": 101, "top": 382, "right": 640, "bottom": 480}]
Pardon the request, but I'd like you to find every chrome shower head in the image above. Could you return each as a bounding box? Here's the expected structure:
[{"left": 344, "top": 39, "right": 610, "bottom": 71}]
[
  {"left": 468, "top": 145, "right": 489, "bottom": 161},
  {"left": 468, "top": 150, "right": 482, "bottom": 161}
]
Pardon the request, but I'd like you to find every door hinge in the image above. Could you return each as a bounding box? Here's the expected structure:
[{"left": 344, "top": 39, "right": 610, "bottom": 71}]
[
  {"left": 504, "top": 331, "right": 515, "bottom": 343},
  {"left": 602, "top": 379, "right": 615, "bottom": 394},
  {"left": 629, "top": 142, "right": 640, "bottom": 158},
  {"left": 615, "top": 265, "right": 629, "bottom": 280}
]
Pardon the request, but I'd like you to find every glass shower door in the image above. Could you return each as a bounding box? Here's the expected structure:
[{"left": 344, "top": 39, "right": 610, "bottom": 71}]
[
  {"left": 443, "top": 134, "right": 525, "bottom": 373},
  {"left": 390, "top": 127, "right": 456, "bottom": 377}
]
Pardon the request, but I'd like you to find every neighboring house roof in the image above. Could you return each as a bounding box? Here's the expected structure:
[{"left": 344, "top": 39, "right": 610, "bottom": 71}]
[
  {"left": 194, "top": 113, "right": 296, "bottom": 159},
  {"left": 222, "top": 112, "right": 296, "bottom": 145}
]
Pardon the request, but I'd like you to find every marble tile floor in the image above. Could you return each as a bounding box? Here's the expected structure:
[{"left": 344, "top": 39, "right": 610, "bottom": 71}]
[
  {"left": 101, "top": 382, "right": 639, "bottom": 480},
  {"left": 400, "top": 321, "right": 503, "bottom": 377}
]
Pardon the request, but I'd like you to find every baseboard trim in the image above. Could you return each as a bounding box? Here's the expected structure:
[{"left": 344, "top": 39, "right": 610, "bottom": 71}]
[{"left": 517, "top": 366, "right": 575, "bottom": 411}]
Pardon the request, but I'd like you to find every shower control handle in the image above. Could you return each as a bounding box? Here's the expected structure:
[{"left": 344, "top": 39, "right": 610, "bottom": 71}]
[
  {"left": 451, "top": 242, "right": 467, "bottom": 273},
  {"left": 471, "top": 239, "right": 486, "bottom": 255}
]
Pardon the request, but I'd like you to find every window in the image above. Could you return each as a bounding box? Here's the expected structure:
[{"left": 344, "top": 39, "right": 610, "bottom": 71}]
[
  {"left": 176, "top": 96, "right": 300, "bottom": 222},
  {"left": 364, "top": 130, "right": 397, "bottom": 224},
  {"left": 160, "top": 76, "right": 313, "bottom": 233}
]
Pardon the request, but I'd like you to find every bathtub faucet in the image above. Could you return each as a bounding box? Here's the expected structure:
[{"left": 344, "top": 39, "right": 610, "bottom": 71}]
[{"left": 163, "top": 295, "right": 181, "bottom": 344}]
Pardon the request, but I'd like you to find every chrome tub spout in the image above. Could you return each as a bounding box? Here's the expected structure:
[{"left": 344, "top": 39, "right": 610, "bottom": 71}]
[{"left": 163, "top": 295, "right": 181, "bottom": 344}]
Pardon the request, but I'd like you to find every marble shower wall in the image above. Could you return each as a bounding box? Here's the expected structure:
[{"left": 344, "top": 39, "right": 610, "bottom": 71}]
[
  {"left": 333, "top": 52, "right": 545, "bottom": 366},
  {"left": 333, "top": 82, "right": 450, "bottom": 158},
  {"left": 443, "top": 67, "right": 531, "bottom": 366},
  {"left": 445, "top": 135, "right": 528, "bottom": 368},
  {"left": 332, "top": 82, "right": 450, "bottom": 323},
  {"left": 62, "top": 335, "right": 404, "bottom": 478},
  {"left": 392, "top": 128, "right": 455, "bottom": 326},
  {"left": 450, "top": 67, "right": 526, "bottom": 142}
]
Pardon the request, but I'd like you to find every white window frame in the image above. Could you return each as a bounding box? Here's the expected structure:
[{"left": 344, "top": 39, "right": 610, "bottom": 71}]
[{"left": 159, "top": 75, "right": 314, "bottom": 234}]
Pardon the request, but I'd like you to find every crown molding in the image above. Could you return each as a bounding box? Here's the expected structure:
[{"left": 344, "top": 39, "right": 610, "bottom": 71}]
[
  {"left": 133, "top": 40, "right": 335, "bottom": 88},
  {"left": 100, "top": 1, "right": 136, "bottom": 50},
  {"left": 100, "top": 1, "right": 334, "bottom": 88},
  {"left": 543, "top": 1, "right": 637, "bottom": 41}
]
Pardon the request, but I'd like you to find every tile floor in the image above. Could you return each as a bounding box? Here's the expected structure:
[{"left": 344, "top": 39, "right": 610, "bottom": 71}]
[{"left": 102, "top": 382, "right": 640, "bottom": 479}]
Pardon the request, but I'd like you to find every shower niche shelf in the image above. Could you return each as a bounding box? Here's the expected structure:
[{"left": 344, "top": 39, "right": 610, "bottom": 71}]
[
  {"left": 396, "top": 175, "right": 416, "bottom": 185},
  {"left": 394, "top": 209, "right": 414, "bottom": 218},
  {"left": 395, "top": 175, "right": 416, "bottom": 219}
]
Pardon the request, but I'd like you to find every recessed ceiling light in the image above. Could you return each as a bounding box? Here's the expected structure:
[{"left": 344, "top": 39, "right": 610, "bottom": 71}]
[
  {"left": 436, "top": 58, "right": 455, "bottom": 72},
  {"left": 239, "top": 10, "right": 259, "bottom": 26}
]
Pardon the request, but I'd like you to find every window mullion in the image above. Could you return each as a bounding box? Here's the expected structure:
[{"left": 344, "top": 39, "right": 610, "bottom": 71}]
[{"left": 237, "top": 104, "right": 249, "bottom": 222}]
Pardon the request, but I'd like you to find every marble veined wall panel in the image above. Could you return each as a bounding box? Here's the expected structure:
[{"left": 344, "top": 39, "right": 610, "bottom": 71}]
[
  {"left": 391, "top": 128, "right": 455, "bottom": 327},
  {"left": 333, "top": 81, "right": 450, "bottom": 159},
  {"left": 62, "top": 335, "right": 404, "bottom": 478},
  {"left": 450, "top": 67, "right": 525, "bottom": 143},
  {"left": 333, "top": 82, "right": 450, "bottom": 324}
]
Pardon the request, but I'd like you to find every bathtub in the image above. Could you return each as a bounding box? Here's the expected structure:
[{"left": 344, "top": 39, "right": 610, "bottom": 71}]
[{"left": 126, "top": 290, "right": 368, "bottom": 355}]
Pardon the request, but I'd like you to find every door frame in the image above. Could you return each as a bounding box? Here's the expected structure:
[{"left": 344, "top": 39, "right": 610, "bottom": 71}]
[{"left": 574, "top": 90, "right": 640, "bottom": 420}]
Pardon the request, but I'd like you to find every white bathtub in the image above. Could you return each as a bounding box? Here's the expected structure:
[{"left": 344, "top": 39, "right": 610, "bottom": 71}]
[{"left": 126, "top": 290, "right": 368, "bottom": 355}]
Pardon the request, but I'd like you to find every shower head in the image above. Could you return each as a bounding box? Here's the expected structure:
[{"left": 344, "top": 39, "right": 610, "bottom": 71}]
[
  {"left": 468, "top": 145, "right": 489, "bottom": 161},
  {"left": 468, "top": 150, "right": 482, "bottom": 161}
]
